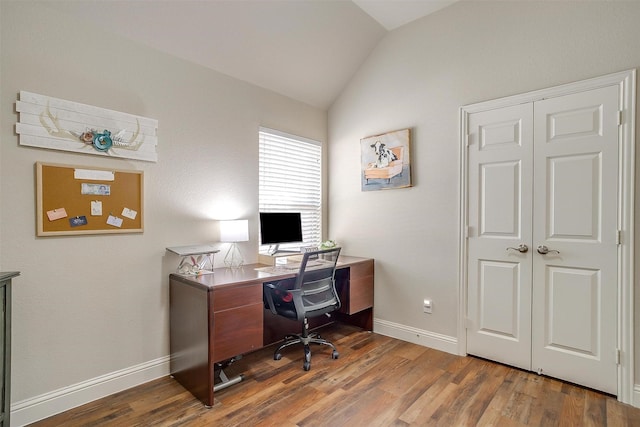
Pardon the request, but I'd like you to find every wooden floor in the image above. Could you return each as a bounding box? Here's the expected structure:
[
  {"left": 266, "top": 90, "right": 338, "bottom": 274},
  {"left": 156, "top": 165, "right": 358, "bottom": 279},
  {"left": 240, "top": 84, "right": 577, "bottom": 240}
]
[{"left": 31, "top": 324, "right": 640, "bottom": 426}]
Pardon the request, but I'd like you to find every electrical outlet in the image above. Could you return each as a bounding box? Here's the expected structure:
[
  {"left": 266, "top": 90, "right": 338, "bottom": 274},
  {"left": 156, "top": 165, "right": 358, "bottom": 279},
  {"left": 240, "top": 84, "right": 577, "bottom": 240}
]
[{"left": 423, "top": 299, "right": 432, "bottom": 314}]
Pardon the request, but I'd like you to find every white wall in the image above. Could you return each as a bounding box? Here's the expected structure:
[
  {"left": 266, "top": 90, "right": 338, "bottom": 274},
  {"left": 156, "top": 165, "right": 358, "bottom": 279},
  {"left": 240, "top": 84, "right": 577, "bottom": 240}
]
[
  {"left": 328, "top": 0, "right": 640, "bottom": 377},
  {"left": 0, "top": 1, "right": 326, "bottom": 422}
]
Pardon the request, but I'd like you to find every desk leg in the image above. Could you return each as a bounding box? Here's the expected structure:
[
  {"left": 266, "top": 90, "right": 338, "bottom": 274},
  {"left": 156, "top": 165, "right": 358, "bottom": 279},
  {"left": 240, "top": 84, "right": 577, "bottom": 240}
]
[{"left": 170, "top": 278, "right": 215, "bottom": 407}]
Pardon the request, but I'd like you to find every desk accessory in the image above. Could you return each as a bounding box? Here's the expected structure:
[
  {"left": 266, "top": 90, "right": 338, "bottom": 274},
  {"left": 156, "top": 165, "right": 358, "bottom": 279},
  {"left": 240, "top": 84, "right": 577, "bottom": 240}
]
[
  {"left": 166, "top": 244, "right": 219, "bottom": 275},
  {"left": 220, "top": 219, "right": 249, "bottom": 268}
]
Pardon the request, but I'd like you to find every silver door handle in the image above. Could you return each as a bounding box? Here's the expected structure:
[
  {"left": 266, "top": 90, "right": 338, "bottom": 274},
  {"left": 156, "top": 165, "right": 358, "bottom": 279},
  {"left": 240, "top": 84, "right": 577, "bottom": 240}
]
[
  {"left": 537, "top": 245, "right": 559, "bottom": 255},
  {"left": 506, "top": 244, "right": 529, "bottom": 253}
]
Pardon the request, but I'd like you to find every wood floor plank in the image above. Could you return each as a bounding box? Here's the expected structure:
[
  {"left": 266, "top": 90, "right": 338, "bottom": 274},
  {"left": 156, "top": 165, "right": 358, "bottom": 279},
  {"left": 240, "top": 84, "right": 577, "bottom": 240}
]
[
  {"left": 396, "top": 368, "right": 449, "bottom": 423},
  {"left": 405, "top": 379, "right": 459, "bottom": 424},
  {"left": 583, "top": 390, "right": 607, "bottom": 427},
  {"left": 606, "top": 396, "right": 640, "bottom": 426},
  {"left": 452, "top": 362, "right": 509, "bottom": 426},
  {"left": 29, "top": 324, "right": 640, "bottom": 427}
]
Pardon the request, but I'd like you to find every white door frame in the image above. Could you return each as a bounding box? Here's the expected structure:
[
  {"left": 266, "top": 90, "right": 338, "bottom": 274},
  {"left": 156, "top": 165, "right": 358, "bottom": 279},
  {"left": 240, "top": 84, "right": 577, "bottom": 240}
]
[{"left": 458, "top": 69, "right": 636, "bottom": 405}]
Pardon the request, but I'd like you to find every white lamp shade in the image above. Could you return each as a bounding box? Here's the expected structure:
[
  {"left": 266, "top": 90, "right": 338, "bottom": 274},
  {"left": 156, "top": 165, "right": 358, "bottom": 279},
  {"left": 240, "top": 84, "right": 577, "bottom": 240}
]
[{"left": 220, "top": 219, "right": 249, "bottom": 243}]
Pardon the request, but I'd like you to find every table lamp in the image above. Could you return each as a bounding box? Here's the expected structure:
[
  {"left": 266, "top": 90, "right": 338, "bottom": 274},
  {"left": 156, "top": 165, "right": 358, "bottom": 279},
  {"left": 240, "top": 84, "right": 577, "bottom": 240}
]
[{"left": 220, "top": 219, "right": 249, "bottom": 268}]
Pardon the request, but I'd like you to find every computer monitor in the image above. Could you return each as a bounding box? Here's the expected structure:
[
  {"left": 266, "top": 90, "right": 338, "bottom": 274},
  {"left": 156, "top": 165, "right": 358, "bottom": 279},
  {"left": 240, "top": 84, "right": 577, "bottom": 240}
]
[{"left": 259, "top": 212, "right": 303, "bottom": 254}]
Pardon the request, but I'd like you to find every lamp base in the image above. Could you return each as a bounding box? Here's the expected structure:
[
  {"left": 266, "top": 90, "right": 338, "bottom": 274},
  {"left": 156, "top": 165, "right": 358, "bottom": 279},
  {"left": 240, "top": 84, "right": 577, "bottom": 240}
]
[{"left": 224, "top": 243, "right": 244, "bottom": 268}]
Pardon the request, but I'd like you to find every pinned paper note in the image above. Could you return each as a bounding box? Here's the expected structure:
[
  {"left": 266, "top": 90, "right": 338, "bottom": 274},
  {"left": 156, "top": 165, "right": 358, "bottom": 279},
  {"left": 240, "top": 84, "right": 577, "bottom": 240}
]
[
  {"left": 91, "top": 201, "right": 103, "bottom": 216},
  {"left": 74, "top": 169, "right": 115, "bottom": 181},
  {"left": 69, "top": 216, "right": 88, "bottom": 227},
  {"left": 81, "top": 183, "right": 110, "bottom": 196},
  {"left": 121, "top": 207, "right": 137, "bottom": 220},
  {"left": 106, "top": 215, "right": 123, "bottom": 228},
  {"left": 46, "top": 208, "right": 68, "bottom": 221}
]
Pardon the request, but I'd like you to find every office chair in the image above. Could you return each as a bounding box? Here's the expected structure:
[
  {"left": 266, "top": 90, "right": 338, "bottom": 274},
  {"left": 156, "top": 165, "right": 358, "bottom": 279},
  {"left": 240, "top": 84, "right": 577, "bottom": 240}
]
[{"left": 263, "top": 247, "right": 342, "bottom": 371}]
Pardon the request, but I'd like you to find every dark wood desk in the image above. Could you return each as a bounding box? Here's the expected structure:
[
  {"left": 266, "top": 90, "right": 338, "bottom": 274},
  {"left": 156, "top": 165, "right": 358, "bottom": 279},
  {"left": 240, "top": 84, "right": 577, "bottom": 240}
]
[{"left": 169, "top": 256, "right": 374, "bottom": 407}]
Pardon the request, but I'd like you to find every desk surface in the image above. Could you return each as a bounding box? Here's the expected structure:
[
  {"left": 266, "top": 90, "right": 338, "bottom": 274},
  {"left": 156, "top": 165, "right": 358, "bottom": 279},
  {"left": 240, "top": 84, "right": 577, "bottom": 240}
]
[{"left": 171, "top": 255, "right": 371, "bottom": 290}]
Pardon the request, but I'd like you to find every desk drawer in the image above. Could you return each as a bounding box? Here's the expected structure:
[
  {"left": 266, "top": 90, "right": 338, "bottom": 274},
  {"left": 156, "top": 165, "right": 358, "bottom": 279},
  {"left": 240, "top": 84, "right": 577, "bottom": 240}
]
[
  {"left": 213, "top": 303, "right": 263, "bottom": 362},
  {"left": 212, "top": 282, "right": 264, "bottom": 362},
  {"left": 213, "top": 282, "right": 262, "bottom": 312}
]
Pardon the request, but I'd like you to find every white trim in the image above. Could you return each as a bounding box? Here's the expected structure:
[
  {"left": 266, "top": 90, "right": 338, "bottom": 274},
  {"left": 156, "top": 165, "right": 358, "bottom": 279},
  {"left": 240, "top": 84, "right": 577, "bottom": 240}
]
[
  {"left": 11, "top": 356, "right": 169, "bottom": 426},
  {"left": 616, "top": 69, "right": 636, "bottom": 405},
  {"left": 633, "top": 383, "right": 640, "bottom": 407},
  {"left": 373, "top": 318, "right": 458, "bottom": 355},
  {"left": 457, "top": 101, "right": 470, "bottom": 357},
  {"left": 458, "top": 69, "right": 636, "bottom": 405},
  {"left": 258, "top": 125, "right": 321, "bottom": 147},
  {"left": 459, "top": 69, "right": 636, "bottom": 114}
]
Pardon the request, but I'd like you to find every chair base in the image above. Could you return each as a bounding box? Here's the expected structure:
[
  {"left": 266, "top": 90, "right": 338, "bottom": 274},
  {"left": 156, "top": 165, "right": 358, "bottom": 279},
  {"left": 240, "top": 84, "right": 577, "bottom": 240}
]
[{"left": 274, "top": 331, "right": 339, "bottom": 371}]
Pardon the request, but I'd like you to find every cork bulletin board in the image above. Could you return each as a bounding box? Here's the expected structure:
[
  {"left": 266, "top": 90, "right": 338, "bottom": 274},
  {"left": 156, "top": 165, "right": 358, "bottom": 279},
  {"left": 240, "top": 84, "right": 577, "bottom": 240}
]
[{"left": 36, "top": 162, "right": 143, "bottom": 236}]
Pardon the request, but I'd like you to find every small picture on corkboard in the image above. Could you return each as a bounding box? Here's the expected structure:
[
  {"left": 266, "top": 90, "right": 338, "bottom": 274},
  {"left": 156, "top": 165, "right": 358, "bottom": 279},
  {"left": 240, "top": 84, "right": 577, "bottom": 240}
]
[{"left": 36, "top": 162, "right": 143, "bottom": 236}]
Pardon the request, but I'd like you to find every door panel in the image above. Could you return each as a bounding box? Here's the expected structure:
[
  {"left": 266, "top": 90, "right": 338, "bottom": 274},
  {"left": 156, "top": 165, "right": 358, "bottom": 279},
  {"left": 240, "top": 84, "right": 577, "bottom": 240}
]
[
  {"left": 480, "top": 161, "right": 521, "bottom": 236},
  {"left": 477, "top": 260, "right": 521, "bottom": 339},
  {"left": 544, "top": 266, "right": 600, "bottom": 356},
  {"left": 547, "top": 153, "right": 601, "bottom": 240},
  {"left": 532, "top": 85, "right": 619, "bottom": 394},
  {"left": 546, "top": 105, "right": 604, "bottom": 142},
  {"left": 466, "top": 104, "right": 533, "bottom": 370}
]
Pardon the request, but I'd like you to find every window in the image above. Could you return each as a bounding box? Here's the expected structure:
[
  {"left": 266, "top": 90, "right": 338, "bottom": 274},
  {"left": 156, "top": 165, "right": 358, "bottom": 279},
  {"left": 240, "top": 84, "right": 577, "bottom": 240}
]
[{"left": 259, "top": 127, "right": 322, "bottom": 251}]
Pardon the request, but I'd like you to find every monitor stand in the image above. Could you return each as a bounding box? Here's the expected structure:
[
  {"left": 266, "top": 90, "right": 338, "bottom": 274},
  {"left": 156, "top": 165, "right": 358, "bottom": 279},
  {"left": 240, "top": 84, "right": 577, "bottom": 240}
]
[
  {"left": 259, "top": 251, "right": 301, "bottom": 266},
  {"left": 266, "top": 244, "right": 299, "bottom": 256}
]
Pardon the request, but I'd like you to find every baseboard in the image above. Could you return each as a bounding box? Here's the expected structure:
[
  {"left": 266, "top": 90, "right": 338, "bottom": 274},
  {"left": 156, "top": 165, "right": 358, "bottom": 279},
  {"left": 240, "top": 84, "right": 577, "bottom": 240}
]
[
  {"left": 10, "top": 356, "right": 170, "bottom": 426},
  {"left": 373, "top": 318, "right": 458, "bottom": 355},
  {"left": 633, "top": 383, "right": 640, "bottom": 408}
]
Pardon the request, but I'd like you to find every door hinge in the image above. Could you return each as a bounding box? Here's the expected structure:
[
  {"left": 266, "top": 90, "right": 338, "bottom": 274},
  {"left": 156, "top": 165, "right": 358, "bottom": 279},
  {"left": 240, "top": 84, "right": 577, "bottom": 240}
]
[
  {"left": 616, "top": 229, "right": 622, "bottom": 245},
  {"left": 618, "top": 110, "right": 623, "bottom": 126},
  {"left": 616, "top": 348, "right": 621, "bottom": 365},
  {"left": 466, "top": 226, "right": 472, "bottom": 238},
  {"left": 465, "top": 133, "right": 470, "bottom": 147}
]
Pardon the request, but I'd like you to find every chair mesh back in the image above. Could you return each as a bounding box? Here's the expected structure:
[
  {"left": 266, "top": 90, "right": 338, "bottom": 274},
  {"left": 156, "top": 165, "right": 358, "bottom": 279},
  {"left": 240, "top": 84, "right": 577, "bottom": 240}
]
[
  {"left": 301, "top": 275, "right": 338, "bottom": 312},
  {"left": 296, "top": 248, "right": 341, "bottom": 316}
]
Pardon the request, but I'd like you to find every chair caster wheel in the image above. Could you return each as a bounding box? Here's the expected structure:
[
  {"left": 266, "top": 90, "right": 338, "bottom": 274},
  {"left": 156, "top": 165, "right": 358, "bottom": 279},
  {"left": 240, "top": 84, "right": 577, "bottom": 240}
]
[
  {"left": 332, "top": 350, "right": 339, "bottom": 359},
  {"left": 274, "top": 353, "right": 282, "bottom": 361},
  {"left": 303, "top": 362, "right": 311, "bottom": 371}
]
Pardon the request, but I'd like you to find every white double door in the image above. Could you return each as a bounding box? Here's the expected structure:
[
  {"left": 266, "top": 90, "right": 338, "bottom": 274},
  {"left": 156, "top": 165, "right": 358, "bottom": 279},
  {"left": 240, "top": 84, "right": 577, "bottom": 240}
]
[{"left": 466, "top": 85, "right": 619, "bottom": 394}]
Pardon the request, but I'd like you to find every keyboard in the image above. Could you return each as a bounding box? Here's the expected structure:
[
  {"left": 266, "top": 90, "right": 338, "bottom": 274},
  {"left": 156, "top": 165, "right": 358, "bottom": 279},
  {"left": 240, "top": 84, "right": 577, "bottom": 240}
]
[{"left": 255, "top": 260, "right": 325, "bottom": 273}]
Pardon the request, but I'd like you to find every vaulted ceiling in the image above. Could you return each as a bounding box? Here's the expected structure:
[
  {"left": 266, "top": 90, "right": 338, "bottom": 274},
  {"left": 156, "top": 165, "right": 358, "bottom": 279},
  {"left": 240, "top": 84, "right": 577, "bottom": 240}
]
[{"left": 42, "top": 0, "right": 458, "bottom": 109}]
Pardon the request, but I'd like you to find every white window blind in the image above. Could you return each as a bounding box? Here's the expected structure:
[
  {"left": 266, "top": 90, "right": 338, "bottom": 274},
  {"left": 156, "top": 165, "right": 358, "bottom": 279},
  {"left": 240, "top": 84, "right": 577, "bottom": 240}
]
[{"left": 259, "top": 127, "right": 322, "bottom": 250}]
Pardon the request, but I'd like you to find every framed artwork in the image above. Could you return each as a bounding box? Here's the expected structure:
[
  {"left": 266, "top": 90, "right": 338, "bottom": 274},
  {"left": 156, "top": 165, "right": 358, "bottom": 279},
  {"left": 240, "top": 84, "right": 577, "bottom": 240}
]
[
  {"left": 360, "top": 128, "right": 411, "bottom": 191},
  {"left": 16, "top": 91, "right": 158, "bottom": 162}
]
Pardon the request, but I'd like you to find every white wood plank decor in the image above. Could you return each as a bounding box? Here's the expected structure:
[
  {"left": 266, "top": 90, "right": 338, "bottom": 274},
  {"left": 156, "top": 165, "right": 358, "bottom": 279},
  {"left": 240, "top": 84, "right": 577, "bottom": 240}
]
[{"left": 16, "top": 91, "right": 158, "bottom": 162}]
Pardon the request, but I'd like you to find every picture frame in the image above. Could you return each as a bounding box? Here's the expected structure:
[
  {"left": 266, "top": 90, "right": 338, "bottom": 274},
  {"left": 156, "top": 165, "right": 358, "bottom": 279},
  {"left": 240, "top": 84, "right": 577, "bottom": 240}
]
[{"left": 360, "top": 128, "right": 411, "bottom": 191}]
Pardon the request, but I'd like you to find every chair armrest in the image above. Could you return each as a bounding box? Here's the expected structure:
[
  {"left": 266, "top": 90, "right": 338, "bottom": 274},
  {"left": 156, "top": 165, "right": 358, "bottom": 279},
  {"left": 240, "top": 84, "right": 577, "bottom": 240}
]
[{"left": 263, "top": 282, "right": 279, "bottom": 315}]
